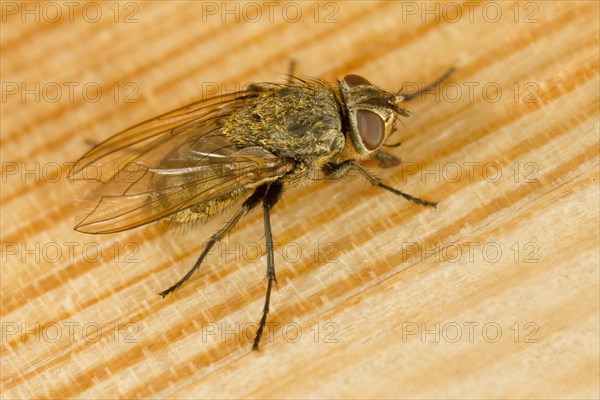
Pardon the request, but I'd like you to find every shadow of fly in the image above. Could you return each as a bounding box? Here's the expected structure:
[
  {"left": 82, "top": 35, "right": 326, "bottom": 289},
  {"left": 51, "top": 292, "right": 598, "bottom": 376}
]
[{"left": 70, "top": 64, "right": 453, "bottom": 350}]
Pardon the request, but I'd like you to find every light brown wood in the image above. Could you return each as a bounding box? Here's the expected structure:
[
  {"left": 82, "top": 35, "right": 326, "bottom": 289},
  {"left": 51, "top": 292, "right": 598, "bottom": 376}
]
[{"left": 1, "top": 1, "right": 598, "bottom": 398}]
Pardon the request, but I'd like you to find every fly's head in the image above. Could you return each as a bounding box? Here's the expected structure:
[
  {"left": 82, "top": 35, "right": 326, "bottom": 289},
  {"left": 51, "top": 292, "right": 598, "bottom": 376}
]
[{"left": 338, "top": 74, "right": 409, "bottom": 157}]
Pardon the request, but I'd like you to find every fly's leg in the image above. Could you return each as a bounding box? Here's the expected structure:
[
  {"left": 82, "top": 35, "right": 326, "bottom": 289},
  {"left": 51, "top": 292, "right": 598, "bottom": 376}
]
[
  {"left": 378, "top": 69, "right": 454, "bottom": 169},
  {"left": 279, "top": 59, "right": 298, "bottom": 84},
  {"left": 253, "top": 181, "right": 284, "bottom": 351},
  {"left": 158, "top": 184, "right": 269, "bottom": 298},
  {"left": 248, "top": 60, "right": 297, "bottom": 93},
  {"left": 323, "top": 160, "right": 437, "bottom": 207},
  {"left": 287, "top": 60, "right": 296, "bottom": 82},
  {"left": 372, "top": 149, "right": 402, "bottom": 168},
  {"left": 401, "top": 67, "right": 455, "bottom": 102}
]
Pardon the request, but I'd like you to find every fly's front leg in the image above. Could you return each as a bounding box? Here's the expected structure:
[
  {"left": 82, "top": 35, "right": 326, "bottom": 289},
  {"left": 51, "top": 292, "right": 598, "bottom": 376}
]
[
  {"left": 372, "top": 149, "right": 402, "bottom": 168},
  {"left": 253, "top": 181, "right": 284, "bottom": 351},
  {"left": 323, "top": 160, "right": 437, "bottom": 207},
  {"left": 322, "top": 159, "right": 355, "bottom": 180},
  {"left": 401, "top": 67, "right": 455, "bottom": 102}
]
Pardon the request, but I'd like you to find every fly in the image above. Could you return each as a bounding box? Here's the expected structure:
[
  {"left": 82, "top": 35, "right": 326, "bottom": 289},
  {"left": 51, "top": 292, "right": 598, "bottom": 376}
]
[{"left": 70, "top": 65, "right": 453, "bottom": 350}]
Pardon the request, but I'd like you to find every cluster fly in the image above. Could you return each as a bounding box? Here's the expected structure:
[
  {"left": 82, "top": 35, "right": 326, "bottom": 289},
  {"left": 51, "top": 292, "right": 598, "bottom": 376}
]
[{"left": 70, "top": 64, "right": 453, "bottom": 350}]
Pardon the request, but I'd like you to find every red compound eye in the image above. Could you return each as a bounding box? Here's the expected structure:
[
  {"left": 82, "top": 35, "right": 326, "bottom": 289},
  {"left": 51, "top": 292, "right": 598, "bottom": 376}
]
[
  {"left": 343, "top": 74, "right": 371, "bottom": 88},
  {"left": 356, "top": 109, "right": 384, "bottom": 150}
]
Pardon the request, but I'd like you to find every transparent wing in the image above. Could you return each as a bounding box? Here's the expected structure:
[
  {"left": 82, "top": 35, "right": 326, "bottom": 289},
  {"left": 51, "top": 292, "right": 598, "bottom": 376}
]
[{"left": 70, "top": 91, "right": 292, "bottom": 234}]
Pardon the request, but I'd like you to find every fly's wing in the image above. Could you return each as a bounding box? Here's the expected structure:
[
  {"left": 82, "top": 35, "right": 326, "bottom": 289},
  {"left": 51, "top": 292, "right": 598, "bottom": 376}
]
[{"left": 70, "top": 91, "right": 292, "bottom": 234}]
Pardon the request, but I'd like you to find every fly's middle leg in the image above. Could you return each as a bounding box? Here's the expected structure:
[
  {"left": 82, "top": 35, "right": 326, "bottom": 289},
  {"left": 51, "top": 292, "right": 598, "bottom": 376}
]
[{"left": 253, "top": 181, "right": 284, "bottom": 351}]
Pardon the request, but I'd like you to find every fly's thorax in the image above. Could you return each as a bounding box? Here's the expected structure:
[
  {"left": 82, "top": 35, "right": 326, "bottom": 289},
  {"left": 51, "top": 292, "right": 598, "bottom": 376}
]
[
  {"left": 338, "top": 74, "right": 406, "bottom": 158},
  {"left": 222, "top": 82, "right": 345, "bottom": 162}
]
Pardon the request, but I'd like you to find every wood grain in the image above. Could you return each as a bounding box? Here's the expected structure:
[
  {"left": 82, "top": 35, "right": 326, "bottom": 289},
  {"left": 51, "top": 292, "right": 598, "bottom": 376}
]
[{"left": 1, "top": 1, "right": 598, "bottom": 398}]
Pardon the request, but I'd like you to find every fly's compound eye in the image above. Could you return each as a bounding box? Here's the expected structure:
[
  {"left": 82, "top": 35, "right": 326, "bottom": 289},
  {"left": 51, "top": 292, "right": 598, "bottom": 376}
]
[
  {"left": 356, "top": 109, "right": 385, "bottom": 150},
  {"left": 343, "top": 74, "right": 371, "bottom": 88}
]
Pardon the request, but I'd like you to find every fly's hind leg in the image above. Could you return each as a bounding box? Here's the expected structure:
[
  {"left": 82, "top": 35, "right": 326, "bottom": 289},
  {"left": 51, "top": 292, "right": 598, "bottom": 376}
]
[{"left": 158, "top": 184, "right": 268, "bottom": 298}]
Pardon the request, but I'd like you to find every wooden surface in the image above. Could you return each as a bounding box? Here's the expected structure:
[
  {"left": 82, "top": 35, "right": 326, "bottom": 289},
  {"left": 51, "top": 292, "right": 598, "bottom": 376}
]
[{"left": 1, "top": 1, "right": 599, "bottom": 398}]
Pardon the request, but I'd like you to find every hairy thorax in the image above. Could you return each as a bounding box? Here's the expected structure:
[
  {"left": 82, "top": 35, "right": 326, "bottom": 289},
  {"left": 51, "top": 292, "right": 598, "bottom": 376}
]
[{"left": 222, "top": 82, "right": 345, "bottom": 173}]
